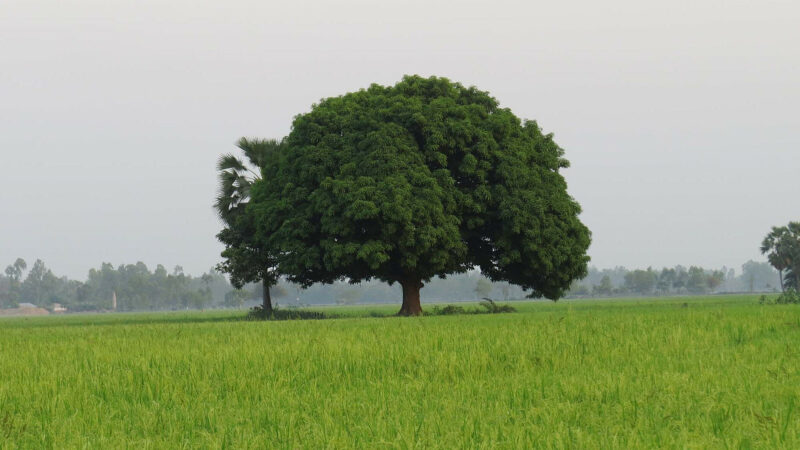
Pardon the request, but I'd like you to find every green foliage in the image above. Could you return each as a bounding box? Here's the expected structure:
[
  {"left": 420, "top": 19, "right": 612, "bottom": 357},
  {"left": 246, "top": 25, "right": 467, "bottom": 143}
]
[
  {"left": 1, "top": 296, "right": 799, "bottom": 447},
  {"left": 249, "top": 75, "right": 590, "bottom": 304},
  {"left": 761, "top": 222, "right": 800, "bottom": 291},
  {"left": 761, "top": 289, "right": 800, "bottom": 305}
]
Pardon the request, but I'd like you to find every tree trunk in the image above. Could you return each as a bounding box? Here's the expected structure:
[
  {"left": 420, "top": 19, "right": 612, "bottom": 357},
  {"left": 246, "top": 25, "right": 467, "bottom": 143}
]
[
  {"left": 262, "top": 279, "right": 273, "bottom": 313},
  {"left": 779, "top": 270, "right": 785, "bottom": 293},
  {"left": 398, "top": 278, "right": 423, "bottom": 316}
]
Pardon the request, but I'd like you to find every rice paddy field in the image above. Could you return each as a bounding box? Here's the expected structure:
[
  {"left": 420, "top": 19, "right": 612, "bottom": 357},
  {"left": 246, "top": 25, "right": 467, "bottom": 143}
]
[{"left": 1, "top": 295, "right": 799, "bottom": 448}]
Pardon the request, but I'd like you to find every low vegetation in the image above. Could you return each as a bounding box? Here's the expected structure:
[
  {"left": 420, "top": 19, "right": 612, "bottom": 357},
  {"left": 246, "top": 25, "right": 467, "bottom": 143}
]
[
  {"left": 760, "top": 288, "right": 800, "bottom": 305},
  {"left": 245, "top": 306, "right": 328, "bottom": 321},
  {"left": 0, "top": 295, "right": 798, "bottom": 447}
]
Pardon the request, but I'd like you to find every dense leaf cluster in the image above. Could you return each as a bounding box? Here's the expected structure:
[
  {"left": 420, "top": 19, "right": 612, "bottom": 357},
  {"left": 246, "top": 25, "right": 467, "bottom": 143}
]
[{"left": 245, "top": 75, "right": 591, "bottom": 300}]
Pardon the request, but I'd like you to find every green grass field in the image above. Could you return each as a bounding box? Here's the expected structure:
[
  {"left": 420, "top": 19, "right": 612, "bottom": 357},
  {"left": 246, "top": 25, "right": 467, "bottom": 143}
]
[{"left": 1, "top": 295, "right": 799, "bottom": 448}]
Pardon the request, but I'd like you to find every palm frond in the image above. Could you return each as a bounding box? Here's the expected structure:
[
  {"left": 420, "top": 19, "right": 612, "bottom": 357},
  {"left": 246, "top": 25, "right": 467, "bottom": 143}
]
[
  {"left": 237, "top": 137, "right": 283, "bottom": 170},
  {"left": 217, "top": 154, "right": 247, "bottom": 173},
  {"left": 216, "top": 135, "right": 284, "bottom": 224}
]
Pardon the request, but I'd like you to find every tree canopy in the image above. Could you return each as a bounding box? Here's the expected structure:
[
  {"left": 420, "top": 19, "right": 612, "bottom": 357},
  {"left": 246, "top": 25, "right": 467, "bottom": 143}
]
[{"left": 244, "top": 75, "right": 590, "bottom": 315}]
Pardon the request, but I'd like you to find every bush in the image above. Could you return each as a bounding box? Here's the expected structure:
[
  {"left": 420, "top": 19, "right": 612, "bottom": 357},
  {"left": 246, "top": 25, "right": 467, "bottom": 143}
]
[
  {"left": 760, "top": 289, "right": 800, "bottom": 305},
  {"left": 430, "top": 305, "right": 467, "bottom": 315},
  {"left": 480, "top": 298, "right": 517, "bottom": 313},
  {"left": 776, "top": 289, "right": 800, "bottom": 304},
  {"left": 426, "top": 300, "right": 516, "bottom": 316},
  {"left": 245, "top": 306, "right": 327, "bottom": 321}
]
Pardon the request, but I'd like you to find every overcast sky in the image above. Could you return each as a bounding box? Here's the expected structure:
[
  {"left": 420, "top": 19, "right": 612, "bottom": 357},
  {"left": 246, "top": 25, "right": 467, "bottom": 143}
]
[{"left": 1, "top": 0, "right": 798, "bottom": 280}]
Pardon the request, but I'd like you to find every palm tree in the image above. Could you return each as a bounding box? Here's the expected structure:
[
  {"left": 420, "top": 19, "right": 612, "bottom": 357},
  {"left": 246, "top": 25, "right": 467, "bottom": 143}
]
[
  {"left": 214, "top": 137, "right": 278, "bottom": 221},
  {"left": 215, "top": 138, "right": 284, "bottom": 313},
  {"left": 4, "top": 258, "right": 27, "bottom": 281},
  {"left": 761, "top": 222, "right": 800, "bottom": 292}
]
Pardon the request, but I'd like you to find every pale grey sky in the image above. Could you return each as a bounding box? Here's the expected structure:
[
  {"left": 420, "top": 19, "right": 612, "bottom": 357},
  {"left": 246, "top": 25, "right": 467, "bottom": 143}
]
[{"left": 1, "top": 0, "right": 798, "bottom": 279}]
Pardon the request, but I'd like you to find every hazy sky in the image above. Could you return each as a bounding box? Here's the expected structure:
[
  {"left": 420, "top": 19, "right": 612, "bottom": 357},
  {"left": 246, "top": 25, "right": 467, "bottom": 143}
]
[{"left": 1, "top": 0, "right": 798, "bottom": 280}]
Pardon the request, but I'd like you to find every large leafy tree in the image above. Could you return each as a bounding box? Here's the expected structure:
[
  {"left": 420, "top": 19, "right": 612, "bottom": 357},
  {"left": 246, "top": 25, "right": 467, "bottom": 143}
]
[
  {"left": 215, "top": 137, "right": 284, "bottom": 313},
  {"left": 761, "top": 222, "right": 800, "bottom": 291},
  {"left": 249, "top": 75, "right": 591, "bottom": 315}
]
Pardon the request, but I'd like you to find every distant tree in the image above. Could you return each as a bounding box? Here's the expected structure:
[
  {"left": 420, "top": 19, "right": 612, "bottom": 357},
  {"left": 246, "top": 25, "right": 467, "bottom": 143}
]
[
  {"left": 19, "top": 259, "right": 56, "bottom": 305},
  {"left": 4, "top": 258, "right": 27, "bottom": 281},
  {"left": 673, "top": 266, "right": 689, "bottom": 293},
  {"left": 500, "top": 283, "right": 511, "bottom": 301},
  {"left": 741, "top": 260, "right": 777, "bottom": 292},
  {"left": 335, "top": 287, "right": 362, "bottom": 305},
  {"left": 180, "top": 289, "right": 211, "bottom": 310},
  {"left": 568, "top": 282, "right": 590, "bottom": 296},
  {"left": 224, "top": 288, "right": 251, "bottom": 308},
  {"left": 2, "top": 258, "right": 27, "bottom": 307},
  {"left": 624, "top": 268, "right": 657, "bottom": 295},
  {"left": 761, "top": 222, "right": 800, "bottom": 292},
  {"left": 271, "top": 284, "right": 288, "bottom": 299},
  {"left": 474, "top": 279, "right": 493, "bottom": 299},
  {"left": 200, "top": 273, "right": 213, "bottom": 289},
  {"left": 249, "top": 75, "right": 590, "bottom": 315},
  {"left": 0, "top": 274, "right": 10, "bottom": 308},
  {"left": 705, "top": 270, "right": 725, "bottom": 292},
  {"left": 657, "top": 268, "right": 676, "bottom": 295},
  {"left": 593, "top": 275, "right": 613, "bottom": 296},
  {"left": 686, "top": 266, "right": 708, "bottom": 294},
  {"left": 215, "top": 137, "right": 285, "bottom": 313}
]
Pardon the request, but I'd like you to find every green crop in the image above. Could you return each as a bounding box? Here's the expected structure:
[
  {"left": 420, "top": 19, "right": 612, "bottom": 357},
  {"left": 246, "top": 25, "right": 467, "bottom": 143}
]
[{"left": 0, "top": 295, "right": 798, "bottom": 448}]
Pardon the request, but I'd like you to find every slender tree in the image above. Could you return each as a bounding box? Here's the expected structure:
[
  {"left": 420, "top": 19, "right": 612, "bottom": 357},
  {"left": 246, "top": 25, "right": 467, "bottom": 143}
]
[
  {"left": 215, "top": 138, "right": 285, "bottom": 313},
  {"left": 249, "top": 75, "right": 591, "bottom": 315},
  {"left": 4, "top": 258, "right": 27, "bottom": 281}
]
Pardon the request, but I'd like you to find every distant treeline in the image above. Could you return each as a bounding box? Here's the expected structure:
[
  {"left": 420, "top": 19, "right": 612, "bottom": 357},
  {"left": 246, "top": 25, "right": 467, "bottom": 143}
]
[
  {"left": 570, "top": 261, "right": 779, "bottom": 297},
  {"left": 0, "top": 258, "right": 779, "bottom": 312},
  {"left": 0, "top": 259, "right": 231, "bottom": 312}
]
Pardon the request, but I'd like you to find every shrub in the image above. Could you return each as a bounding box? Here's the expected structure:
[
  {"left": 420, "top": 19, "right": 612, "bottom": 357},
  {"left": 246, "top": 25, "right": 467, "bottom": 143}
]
[
  {"left": 760, "top": 289, "right": 800, "bottom": 305},
  {"left": 776, "top": 289, "right": 800, "bottom": 304},
  {"left": 245, "top": 306, "right": 327, "bottom": 321},
  {"left": 430, "top": 305, "right": 467, "bottom": 315},
  {"left": 480, "top": 298, "right": 517, "bottom": 313}
]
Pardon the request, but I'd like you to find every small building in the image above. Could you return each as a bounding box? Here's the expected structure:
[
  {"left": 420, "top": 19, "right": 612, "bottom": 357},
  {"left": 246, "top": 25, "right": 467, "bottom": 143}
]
[
  {"left": 52, "top": 303, "right": 67, "bottom": 313},
  {"left": 18, "top": 302, "right": 37, "bottom": 309}
]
